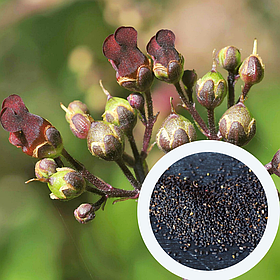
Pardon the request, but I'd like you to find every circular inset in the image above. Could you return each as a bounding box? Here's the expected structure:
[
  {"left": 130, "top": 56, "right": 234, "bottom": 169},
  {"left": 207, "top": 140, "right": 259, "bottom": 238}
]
[{"left": 138, "top": 141, "right": 279, "bottom": 280}]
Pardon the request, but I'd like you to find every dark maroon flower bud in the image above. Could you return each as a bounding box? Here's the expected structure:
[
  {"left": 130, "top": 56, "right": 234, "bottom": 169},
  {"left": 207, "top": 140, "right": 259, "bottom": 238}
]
[
  {"left": 61, "top": 101, "right": 93, "bottom": 139},
  {"left": 103, "top": 26, "right": 153, "bottom": 92},
  {"left": 219, "top": 102, "right": 256, "bottom": 146},
  {"left": 87, "top": 121, "right": 124, "bottom": 161},
  {"left": 74, "top": 203, "right": 96, "bottom": 224},
  {"left": 147, "top": 29, "right": 184, "bottom": 84},
  {"left": 182, "top": 69, "right": 197, "bottom": 90},
  {"left": 271, "top": 150, "right": 280, "bottom": 177},
  {"left": 0, "top": 94, "right": 63, "bottom": 158},
  {"left": 239, "top": 39, "right": 264, "bottom": 86},
  {"left": 127, "top": 92, "right": 144, "bottom": 111}
]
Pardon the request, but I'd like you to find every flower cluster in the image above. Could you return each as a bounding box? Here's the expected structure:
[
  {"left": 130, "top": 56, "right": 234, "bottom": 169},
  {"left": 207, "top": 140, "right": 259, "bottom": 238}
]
[{"left": 1, "top": 26, "right": 278, "bottom": 227}]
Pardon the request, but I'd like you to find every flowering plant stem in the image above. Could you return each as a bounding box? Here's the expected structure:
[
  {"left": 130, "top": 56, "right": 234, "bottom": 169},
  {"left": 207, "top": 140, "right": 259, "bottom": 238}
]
[
  {"left": 115, "top": 157, "right": 141, "bottom": 190},
  {"left": 61, "top": 148, "right": 139, "bottom": 199},
  {"left": 207, "top": 108, "right": 218, "bottom": 139},
  {"left": 227, "top": 72, "right": 236, "bottom": 108},
  {"left": 127, "top": 132, "right": 146, "bottom": 183},
  {"left": 174, "top": 82, "right": 210, "bottom": 138},
  {"left": 141, "top": 89, "right": 158, "bottom": 160}
]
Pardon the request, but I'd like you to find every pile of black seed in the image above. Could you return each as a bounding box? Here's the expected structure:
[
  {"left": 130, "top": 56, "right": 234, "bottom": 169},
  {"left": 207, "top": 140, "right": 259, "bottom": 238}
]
[{"left": 149, "top": 153, "right": 268, "bottom": 270}]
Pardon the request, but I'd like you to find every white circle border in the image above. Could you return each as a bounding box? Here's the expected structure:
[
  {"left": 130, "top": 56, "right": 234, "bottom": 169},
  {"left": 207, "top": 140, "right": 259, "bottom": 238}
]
[{"left": 137, "top": 140, "right": 280, "bottom": 280}]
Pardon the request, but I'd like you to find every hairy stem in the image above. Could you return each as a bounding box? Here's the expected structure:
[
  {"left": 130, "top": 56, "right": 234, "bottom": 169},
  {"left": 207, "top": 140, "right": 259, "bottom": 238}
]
[
  {"left": 62, "top": 148, "right": 139, "bottom": 199},
  {"left": 127, "top": 131, "right": 146, "bottom": 183},
  {"left": 207, "top": 108, "right": 217, "bottom": 139},
  {"left": 115, "top": 157, "right": 141, "bottom": 190},
  {"left": 174, "top": 82, "right": 210, "bottom": 138},
  {"left": 141, "top": 89, "right": 158, "bottom": 160},
  {"left": 239, "top": 83, "right": 252, "bottom": 103},
  {"left": 227, "top": 71, "right": 235, "bottom": 108}
]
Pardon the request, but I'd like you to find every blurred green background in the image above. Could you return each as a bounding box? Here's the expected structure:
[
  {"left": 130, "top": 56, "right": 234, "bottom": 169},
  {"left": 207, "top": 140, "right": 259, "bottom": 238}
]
[{"left": 0, "top": 0, "right": 280, "bottom": 279}]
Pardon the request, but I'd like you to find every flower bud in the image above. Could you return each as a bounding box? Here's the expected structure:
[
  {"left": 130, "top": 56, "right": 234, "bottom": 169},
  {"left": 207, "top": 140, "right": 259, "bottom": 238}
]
[
  {"left": 87, "top": 121, "right": 124, "bottom": 161},
  {"left": 239, "top": 39, "right": 264, "bottom": 86},
  {"left": 61, "top": 101, "right": 93, "bottom": 139},
  {"left": 271, "top": 150, "right": 280, "bottom": 177},
  {"left": 35, "top": 158, "right": 58, "bottom": 180},
  {"left": 127, "top": 92, "right": 144, "bottom": 111},
  {"left": 48, "top": 167, "right": 86, "bottom": 200},
  {"left": 182, "top": 69, "right": 197, "bottom": 90},
  {"left": 216, "top": 46, "right": 241, "bottom": 73},
  {"left": 74, "top": 203, "right": 96, "bottom": 224},
  {"left": 147, "top": 29, "right": 184, "bottom": 84},
  {"left": 219, "top": 102, "right": 256, "bottom": 146},
  {"left": 156, "top": 100, "right": 196, "bottom": 153},
  {"left": 102, "top": 96, "right": 137, "bottom": 135},
  {"left": 34, "top": 126, "right": 64, "bottom": 158},
  {"left": 196, "top": 67, "right": 227, "bottom": 109}
]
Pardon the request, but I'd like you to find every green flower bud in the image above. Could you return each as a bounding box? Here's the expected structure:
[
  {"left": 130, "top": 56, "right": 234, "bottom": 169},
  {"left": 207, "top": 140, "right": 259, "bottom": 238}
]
[
  {"left": 196, "top": 66, "right": 227, "bottom": 109},
  {"left": 216, "top": 46, "right": 241, "bottom": 73},
  {"left": 35, "top": 158, "right": 58, "bottom": 180},
  {"left": 156, "top": 99, "right": 196, "bottom": 153},
  {"left": 239, "top": 39, "right": 264, "bottom": 86},
  {"left": 103, "top": 97, "right": 137, "bottom": 135},
  {"left": 271, "top": 150, "right": 280, "bottom": 177},
  {"left": 48, "top": 167, "right": 86, "bottom": 200},
  {"left": 61, "top": 101, "right": 93, "bottom": 139},
  {"left": 87, "top": 121, "right": 124, "bottom": 161},
  {"left": 74, "top": 203, "right": 96, "bottom": 224},
  {"left": 219, "top": 102, "right": 256, "bottom": 146}
]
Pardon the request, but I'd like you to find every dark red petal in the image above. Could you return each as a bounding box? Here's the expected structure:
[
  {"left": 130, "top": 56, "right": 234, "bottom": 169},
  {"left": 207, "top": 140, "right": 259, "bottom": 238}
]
[
  {"left": 1, "top": 94, "right": 28, "bottom": 114},
  {"left": 9, "top": 132, "right": 25, "bottom": 147},
  {"left": 156, "top": 29, "right": 176, "bottom": 48},
  {"left": 103, "top": 34, "right": 122, "bottom": 63},
  {"left": 0, "top": 107, "right": 22, "bottom": 132},
  {"left": 21, "top": 113, "right": 45, "bottom": 148},
  {"left": 117, "top": 48, "right": 147, "bottom": 78},
  {"left": 114, "top": 26, "right": 137, "bottom": 48},
  {"left": 146, "top": 35, "right": 161, "bottom": 57}
]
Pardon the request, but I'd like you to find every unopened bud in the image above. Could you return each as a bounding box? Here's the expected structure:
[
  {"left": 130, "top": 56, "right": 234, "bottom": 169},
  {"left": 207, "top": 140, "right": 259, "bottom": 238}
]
[
  {"left": 35, "top": 158, "right": 58, "bottom": 180},
  {"left": 196, "top": 65, "right": 227, "bottom": 109},
  {"left": 61, "top": 101, "right": 93, "bottom": 139},
  {"left": 182, "top": 69, "right": 197, "bottom": 90},
  {"left": 216, "top": 46, "right": 241, "bottom": 73},
  {"left": 239, "top": 39, "right": 264, "bottom": 86},
  {"left": 127, "top": 92, "right": 145, "bottom": 111},
  {"left": 271, "top": 150, "right": 280, "bottom": 177},
  {"left": 74, "top": 203, "right": 95, "bottom": 224},
  {"left": 87, "top": 121, "right": 124, "bottom": 161},
  {"left": 102, "top": 97, "right": 137, "bottom": 135},
  {"left": 48, "top": 167, "right": 86, "bottom": 200},
  {"left": 219, "top": 102, "right": 256, "bottom": 146},
  {"left": 156, "top": 99, "right": 196, "bottom": 153}
]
